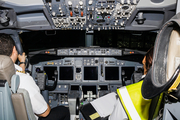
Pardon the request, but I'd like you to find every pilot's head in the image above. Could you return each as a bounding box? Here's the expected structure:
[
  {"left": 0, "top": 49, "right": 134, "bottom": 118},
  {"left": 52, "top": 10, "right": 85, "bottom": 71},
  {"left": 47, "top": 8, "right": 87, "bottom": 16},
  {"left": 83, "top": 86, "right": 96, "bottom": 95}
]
[
  {"left": 0, "top": 34, "right": 18, "bottom": 63},
  {"left": 142, "top": 47, "right": 154, "bottom": 75}
]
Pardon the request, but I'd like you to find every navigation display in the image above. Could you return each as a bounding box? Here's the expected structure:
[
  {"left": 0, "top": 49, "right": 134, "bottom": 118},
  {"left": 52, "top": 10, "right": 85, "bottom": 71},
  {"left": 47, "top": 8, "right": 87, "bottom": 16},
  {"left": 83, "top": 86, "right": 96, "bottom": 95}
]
[
  {"left": 84, "top": 67, "right": 98, "bottom": 80},
  {"left": 59, "top": 67, "right": 73, "bottom": 80}
]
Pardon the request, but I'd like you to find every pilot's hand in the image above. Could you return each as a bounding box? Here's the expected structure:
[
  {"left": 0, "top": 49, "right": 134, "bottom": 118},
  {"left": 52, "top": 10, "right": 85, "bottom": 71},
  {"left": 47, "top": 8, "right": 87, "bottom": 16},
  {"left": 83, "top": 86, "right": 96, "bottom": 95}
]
[
  {"left": 18, "top": 52, "right": 26, "bottom": 71},
  {"left": 18, "top": 52, "right": 26, "bottom": 62}
]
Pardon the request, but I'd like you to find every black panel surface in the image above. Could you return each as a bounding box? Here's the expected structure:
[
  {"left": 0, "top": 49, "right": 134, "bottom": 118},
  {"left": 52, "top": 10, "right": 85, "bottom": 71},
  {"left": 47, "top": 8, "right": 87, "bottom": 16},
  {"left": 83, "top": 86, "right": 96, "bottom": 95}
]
[
  {"left": 44, "top": 66, "right": 57, "bottom": 80},
  {"left": 60, "top": 67, "right": 74, "bottom": 80},
  {"left": 105, "top": 67, "right": 119, "bottom": 80},
  {"left": 121, "top": 67, "right": 135, "bottom": 81},
  {"left": 84, "top": 67, "right": 98, "bottom": 80}
]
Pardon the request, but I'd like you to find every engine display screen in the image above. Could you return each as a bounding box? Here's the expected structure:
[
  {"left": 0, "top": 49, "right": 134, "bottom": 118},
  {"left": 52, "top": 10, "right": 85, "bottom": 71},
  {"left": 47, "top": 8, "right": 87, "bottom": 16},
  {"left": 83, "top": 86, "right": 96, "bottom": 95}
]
[
  {"left": 84, "top": 67, "right": 98, "bottom": 80},
  {"left": 105, "top": 67, "right": 119, "bottom": 80},
  {"left": 44, "top": 66, "right": 57, "bottom": 80},
  {"left": 59, "top": 67, "right": 73, "bottom": 80}
]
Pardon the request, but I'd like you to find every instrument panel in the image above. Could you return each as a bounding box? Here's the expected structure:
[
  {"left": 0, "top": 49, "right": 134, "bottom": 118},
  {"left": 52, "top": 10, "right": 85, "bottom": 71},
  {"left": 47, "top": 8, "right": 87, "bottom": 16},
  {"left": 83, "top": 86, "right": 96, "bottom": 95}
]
[
  {"left": 32, "top": 57, "right": 142, "bottom": 83},
  {"left": 31, "top": 50, "right": 143, "bottom": 119}
]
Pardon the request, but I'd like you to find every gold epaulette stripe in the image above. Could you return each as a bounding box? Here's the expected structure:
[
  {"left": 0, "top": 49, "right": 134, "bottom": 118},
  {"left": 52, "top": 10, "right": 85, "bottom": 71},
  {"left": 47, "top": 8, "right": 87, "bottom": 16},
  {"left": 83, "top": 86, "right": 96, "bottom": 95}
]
[
  {"left": 168, "top": 73, "right": 180, "bottom": 93},
  {"left": 16, "top": 70, "right": 26, "bottom": 74},
  {"left": 89, "top": 112, "right": 100, "bottom": 120}
]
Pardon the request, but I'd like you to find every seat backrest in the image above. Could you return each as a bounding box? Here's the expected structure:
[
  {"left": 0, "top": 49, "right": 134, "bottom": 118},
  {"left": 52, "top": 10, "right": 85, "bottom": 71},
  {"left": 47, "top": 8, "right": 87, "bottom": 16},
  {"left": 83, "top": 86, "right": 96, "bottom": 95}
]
[
  {"left": 0, "top": 55, "right": 35, "bottom": 120},
  {"left": 148, "top": 29, "right": 180, "bottom": 120},
  {"left": 11, "top": 76, "right": 29, "bottom": 120},
  {"left": 17, "top": 88, "right": 36, "bottom": 120},
  {"left": 0, "top": 55, "right": 16, "bottom": 120}
]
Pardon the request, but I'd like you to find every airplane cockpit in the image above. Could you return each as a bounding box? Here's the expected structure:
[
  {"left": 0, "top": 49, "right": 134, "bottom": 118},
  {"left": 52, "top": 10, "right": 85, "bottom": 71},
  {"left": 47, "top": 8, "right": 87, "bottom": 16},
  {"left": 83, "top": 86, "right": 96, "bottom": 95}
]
[{"left": 0, "top": 0, "right": 180, "bottom": 120}]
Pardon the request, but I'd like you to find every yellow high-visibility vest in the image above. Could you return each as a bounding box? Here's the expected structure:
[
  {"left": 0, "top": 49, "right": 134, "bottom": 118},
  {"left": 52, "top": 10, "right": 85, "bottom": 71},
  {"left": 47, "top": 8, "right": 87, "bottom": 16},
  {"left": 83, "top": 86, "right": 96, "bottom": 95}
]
[{"left": 117, "top": 81, "right": 162, "bottom": 120}]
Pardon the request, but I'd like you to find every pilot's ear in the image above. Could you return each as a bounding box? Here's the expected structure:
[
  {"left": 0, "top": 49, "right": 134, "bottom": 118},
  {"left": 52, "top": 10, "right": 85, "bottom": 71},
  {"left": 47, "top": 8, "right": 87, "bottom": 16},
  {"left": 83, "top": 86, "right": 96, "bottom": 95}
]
[
  {"left": 10, "top": 46, "right": 18, "bottom": 63},
  {"left": 12, "top": 46, "right": 17, "bottom": 55}
]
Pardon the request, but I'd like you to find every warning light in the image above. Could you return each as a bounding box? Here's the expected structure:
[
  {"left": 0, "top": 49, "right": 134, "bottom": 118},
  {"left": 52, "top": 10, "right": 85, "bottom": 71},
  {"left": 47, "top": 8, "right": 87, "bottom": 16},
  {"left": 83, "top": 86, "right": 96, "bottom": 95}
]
[
  {"left": 45, "top": 51, "right": 50, "bottom": 54},
  {"left": 129, "top": 51, "right": 134, "bottom": 54},
  {"left": 81, "top": 11, "right": 83, "bottom": 17},
  {"left": 108, "top": 16, "right": 110, "bottom": 18},
  {"left": 70, "top": 11, "right": 73, "bottom": 17}
]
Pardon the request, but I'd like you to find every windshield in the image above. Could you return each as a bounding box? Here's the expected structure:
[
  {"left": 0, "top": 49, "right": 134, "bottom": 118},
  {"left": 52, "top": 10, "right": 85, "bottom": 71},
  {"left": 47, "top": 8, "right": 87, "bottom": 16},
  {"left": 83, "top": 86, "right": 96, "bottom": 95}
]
[{"left": 19, "top": 30, "right": 156, "bottom": 52}]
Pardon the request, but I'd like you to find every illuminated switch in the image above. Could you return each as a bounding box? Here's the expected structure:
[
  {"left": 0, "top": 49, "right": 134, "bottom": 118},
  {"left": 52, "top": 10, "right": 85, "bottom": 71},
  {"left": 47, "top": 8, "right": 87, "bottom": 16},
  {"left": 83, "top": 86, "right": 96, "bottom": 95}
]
[
  {"left": 79, "top": 1, "right": 83, "bottom": 6},
  {"left": 52, "top": 11, "right": 56, "bottom": 17},
  {"left": 68, "top": 1, "right": 72, "bottom": 6},
  {"left": 89, "top": 0, "right": 93, "bottom": 5}
]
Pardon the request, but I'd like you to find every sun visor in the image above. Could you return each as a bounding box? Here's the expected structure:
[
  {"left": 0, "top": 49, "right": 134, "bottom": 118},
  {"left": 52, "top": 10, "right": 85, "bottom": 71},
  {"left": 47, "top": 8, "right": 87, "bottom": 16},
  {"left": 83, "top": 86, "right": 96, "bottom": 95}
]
[{"left": 142, "top": 13, "right": 180, "bottom": 99}]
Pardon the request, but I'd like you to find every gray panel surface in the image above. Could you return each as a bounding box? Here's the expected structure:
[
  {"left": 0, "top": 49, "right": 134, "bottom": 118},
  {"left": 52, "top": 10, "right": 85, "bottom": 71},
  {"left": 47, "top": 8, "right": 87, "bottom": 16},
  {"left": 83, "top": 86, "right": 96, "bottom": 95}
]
[
  {"left": 0, "top": 92, "right": 4, "bottom": 120},
  {"left": 137, "top": 0, "right": 176, "bottom": 8},
  {"left": 163, "top": 102, "right": 180, "bottom": 120},
  {"left": 177, "top": 0, "right": 180, "bottom": 14},
  {"left": 2, "top": 0, "right": 43, "bottom": 5},
  {"left": 17, "top": 13, "right": 51, "bottom": 29}
]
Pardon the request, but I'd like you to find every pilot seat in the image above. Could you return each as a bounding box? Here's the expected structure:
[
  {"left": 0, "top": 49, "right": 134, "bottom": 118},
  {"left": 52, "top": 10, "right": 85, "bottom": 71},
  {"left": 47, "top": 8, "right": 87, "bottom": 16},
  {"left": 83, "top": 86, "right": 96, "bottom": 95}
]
[{"left": 0, "top": 55, "right": 36, "bottom": 120}]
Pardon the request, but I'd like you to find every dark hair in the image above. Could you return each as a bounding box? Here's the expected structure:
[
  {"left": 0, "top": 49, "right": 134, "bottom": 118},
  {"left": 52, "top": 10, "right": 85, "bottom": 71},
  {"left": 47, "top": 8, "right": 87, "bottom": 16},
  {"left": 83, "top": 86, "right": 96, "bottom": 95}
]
[
  {"left": 0, "top": 34, "right": 15, "bottom": 56},
  {"left": 145, "top": 47, "right": 154, "bottom": 72}
]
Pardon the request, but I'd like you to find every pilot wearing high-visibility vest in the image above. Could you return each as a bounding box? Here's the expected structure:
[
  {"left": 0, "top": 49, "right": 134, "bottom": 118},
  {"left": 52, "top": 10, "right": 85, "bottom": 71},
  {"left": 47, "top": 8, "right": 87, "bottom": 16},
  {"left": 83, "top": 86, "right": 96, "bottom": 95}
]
[{"left": 81, "top": 47, "right": 163, "bottom": 120}]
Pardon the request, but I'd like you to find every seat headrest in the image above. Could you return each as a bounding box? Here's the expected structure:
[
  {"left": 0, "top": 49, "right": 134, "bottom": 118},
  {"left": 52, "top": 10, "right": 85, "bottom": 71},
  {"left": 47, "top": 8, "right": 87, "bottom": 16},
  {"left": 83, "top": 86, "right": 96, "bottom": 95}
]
[
  {"left": 142, "top": 18, "right": 180, "bottom": 99},
  {"left": 0, "top": 55, "right": 15, "bottom": 86}
]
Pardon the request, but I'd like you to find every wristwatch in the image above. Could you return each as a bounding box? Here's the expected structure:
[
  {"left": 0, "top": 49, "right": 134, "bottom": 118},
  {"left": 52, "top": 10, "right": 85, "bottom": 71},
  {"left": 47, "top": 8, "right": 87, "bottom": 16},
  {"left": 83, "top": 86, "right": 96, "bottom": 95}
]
[{"left": 19, "top": 62, "right": 26, "bottom": 65}]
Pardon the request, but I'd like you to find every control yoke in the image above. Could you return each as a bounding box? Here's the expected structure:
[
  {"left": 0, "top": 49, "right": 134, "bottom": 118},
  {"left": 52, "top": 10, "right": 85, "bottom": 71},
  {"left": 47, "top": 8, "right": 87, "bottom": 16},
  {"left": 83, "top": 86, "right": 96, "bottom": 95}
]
[
  {"left": 45, "top": 70, "right": 58, "bottom": 91},
  {"left": 10, "top": 34, "right": 23, "bottom": 55}
]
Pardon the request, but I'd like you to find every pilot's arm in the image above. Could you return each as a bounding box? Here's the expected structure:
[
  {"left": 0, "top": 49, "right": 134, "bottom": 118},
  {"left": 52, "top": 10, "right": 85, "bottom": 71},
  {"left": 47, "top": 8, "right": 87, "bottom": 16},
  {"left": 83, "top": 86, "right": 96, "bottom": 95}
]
[{"left": 36, "top": 104, "right": 51, "bottom": 117}]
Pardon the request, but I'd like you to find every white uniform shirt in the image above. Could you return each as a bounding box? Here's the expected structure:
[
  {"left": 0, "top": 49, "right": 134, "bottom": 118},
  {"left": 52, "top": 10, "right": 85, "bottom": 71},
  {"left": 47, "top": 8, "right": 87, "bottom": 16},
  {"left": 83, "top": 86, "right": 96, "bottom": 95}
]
[{"left": 15, "top": 64, "right": 47, "bottom": 118}]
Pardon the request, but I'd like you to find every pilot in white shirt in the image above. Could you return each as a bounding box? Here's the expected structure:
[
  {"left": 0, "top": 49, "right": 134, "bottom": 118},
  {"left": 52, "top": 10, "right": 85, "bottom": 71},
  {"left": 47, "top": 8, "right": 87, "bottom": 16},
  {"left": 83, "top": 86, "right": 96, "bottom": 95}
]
[
  {"left": 0, "top": 34, "right": 70, "bottom": 120},
  {"left": 15, "top": 64, "right": 47, "bottom": 119}
]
